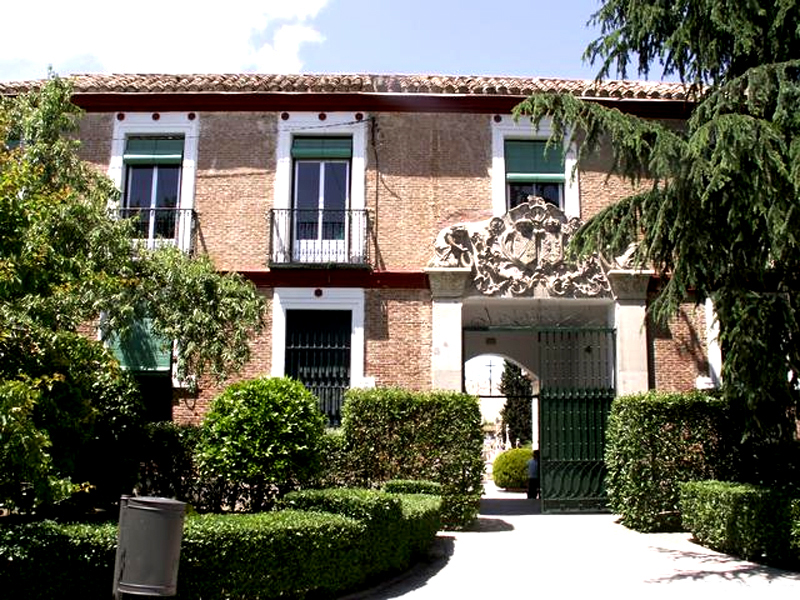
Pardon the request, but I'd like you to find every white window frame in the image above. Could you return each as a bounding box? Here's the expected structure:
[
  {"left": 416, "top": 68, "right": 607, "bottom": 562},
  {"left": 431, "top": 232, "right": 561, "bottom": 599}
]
[
  {"left": 273, "top": 113, "right": 367, "bottom": 262},
  {"left": 109, "top": 113, "right": 199, "bottom": 252},
  {"left": 491, "top": 115, "right": 579, "bottom": 219},
  {"left": 271, "top": 287, "right": 367, "bottom": 389},
  {"left": 705, "top": 297, "right": 722, "bottom": 387}
]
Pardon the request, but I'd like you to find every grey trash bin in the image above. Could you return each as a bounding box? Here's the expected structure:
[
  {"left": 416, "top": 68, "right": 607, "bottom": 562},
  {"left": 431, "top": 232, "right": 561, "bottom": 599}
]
[{"left": 113, "top": 496, "right": 186, "bottom": 597}]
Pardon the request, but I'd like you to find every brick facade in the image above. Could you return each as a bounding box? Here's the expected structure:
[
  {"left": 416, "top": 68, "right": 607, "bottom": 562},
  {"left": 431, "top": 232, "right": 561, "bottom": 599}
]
[
  {"left": 367, "top": 113, "right": 493, "bottom": 270},
  {"left": 647, "top": 300, "right": 709, "bottom": 391},
  {"left": 63, "top": 81, "right": 708, "bottom": 425},
  {"left": 365, "top": 289, "right": 433, "bottom": 390},
  {"left": 195, "top": 112, "right": 275, "bottom": 271}
]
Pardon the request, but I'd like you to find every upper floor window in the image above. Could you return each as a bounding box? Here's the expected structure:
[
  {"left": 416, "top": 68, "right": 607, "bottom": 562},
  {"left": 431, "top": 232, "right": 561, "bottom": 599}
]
[
  {"left": 108, "top": 113, "right": 199, "bottom": 253},
  {"left": 123, "top": 136, "right": 184, "bottom": 244},
  {"left": 292, "top": 137, "right": 352, "bottom": 244},
  {"left": 504, "top": 140, "right": 565, "bottom": 209},
  {"left": 271, "top": 114, "right": 368, "bottom": 265},
  {"left": 491, "top": 115, "right": 579, "bottom": 218}
]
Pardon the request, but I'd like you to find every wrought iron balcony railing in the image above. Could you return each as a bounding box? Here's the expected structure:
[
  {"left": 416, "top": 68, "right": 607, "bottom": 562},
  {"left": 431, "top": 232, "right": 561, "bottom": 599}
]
[
  {"left": 118, "top": 207, "right": 196, "bottom": 253},
  {"left": 269, "top": 208, "right": 372, "bottom": 266}
]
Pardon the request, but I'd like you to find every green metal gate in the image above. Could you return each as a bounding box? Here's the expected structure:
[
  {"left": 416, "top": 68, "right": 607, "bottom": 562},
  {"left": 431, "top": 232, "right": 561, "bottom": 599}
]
[
  {"left": 285, "top": 309, "right": 351, "bottom": 426},
  {"left": 538, "top": 328, "right": 616, "bottom": 513}
]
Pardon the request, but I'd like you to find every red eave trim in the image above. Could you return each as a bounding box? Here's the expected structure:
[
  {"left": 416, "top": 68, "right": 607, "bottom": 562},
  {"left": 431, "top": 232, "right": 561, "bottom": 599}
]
[
  {"left": 71, "top": 92, "right": 693, "bottom": 119},
  {"left": 235, "top": 269, "right": 430, "bottom": 290}
]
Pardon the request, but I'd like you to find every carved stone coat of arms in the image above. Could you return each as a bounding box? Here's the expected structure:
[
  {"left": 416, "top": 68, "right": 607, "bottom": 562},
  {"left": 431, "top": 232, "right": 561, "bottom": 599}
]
[{"left": 428, "top": 198, "right": 611, "bottom": 298}]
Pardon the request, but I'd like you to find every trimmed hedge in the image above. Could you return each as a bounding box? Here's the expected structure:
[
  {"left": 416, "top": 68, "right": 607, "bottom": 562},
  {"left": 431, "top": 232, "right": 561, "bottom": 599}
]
[
  {"left": 605, "top": 390, "right": 736, "bottom": 531},
  {"left": 0, "top": 520, "right": 117, "bottom": 599},
  {"left": 179, "top": 510, "right": 365, "bottom": 598},
  {"left": 492, "top": 447, "right": 531, "bottom": 490},
  {"left": 0, "top": 489, "right": 442, "bottom": 599},
  {"left": 309, "top": 428, "right": 354, "bottom": 489},
  {"left": 680, "top": 480, "right": 798, "bottom": 568},
  {"left": 341, "top": 388, "right": 484, "bottom": 528},
  {"left": 280, "top": 487, "right": 441, "bottom": 578},
  {"left": 383, "top": 479, "right": 443, "bottom": 495}
]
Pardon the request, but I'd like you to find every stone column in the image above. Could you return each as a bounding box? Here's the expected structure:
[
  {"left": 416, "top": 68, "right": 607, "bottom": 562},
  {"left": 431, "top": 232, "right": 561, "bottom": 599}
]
[
  {"left": 607, "top": 269, "right": 653, "bottom": 395},
  {"left": 425, "top": 268, "right": 471, "bottom": 391}
]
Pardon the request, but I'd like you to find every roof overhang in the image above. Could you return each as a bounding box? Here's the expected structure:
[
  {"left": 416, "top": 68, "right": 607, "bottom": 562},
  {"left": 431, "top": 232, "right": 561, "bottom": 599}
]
[{"left": 69, "top": 91, "right": 693, "bottom": 119}]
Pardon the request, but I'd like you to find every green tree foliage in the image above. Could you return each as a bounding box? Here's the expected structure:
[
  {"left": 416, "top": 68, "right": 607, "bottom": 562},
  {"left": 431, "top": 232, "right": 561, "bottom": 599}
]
[
  {"left": 0, "top": 74, "right": 266, "bottom": 510},
  {"left": 194, "top": 377, "right": 325, "bottom": 511},
  {"left": 499, "top": 360, "right": 533, "bottom": 445},
  {"left": 515, "top": 1, "right": 800, "bottom": 485}
]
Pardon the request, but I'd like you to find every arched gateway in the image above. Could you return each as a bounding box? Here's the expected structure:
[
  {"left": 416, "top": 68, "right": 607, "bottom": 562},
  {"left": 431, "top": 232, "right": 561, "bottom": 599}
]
[{"left": 426, "top": 198, "right": 652, "bottom": 512}]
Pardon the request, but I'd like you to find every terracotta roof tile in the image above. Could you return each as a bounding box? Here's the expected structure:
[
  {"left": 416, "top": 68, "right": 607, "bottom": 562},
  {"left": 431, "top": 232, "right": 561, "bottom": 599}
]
[{"left": 0, "top": 73, "right": 692, "bottom": 101}]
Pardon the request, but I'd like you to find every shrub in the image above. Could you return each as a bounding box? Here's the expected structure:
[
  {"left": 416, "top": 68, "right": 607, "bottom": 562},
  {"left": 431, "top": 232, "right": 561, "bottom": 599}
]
[
  {"left": 383, "top": 480, "right": 443, "bottom": 495},
  {"left": 680, "top": 480, "right": 798, "bottom": 567},
  {"left": 390, "top": 493, "right": 442, "bottom": 559},
  {"left": 136, "top": 421, "right": 200, "bottom": 501},
  {"left": 194, "top": 377, "right": 325, "bottom": 511},
  {"left": 280, "top": 488, "right": 404, "bottom": 576},
  {"left": 179, "top": 510, "right": 365, "bottom": 598},
  {"left": 341, "top": 388, "right": 484, "bottom": 528},
  {"left": 308, "top": 428, "right": 355, "bottom": 489},
  {"left": 492, "top": 447, "right": 531, "bottom": 489},
  {"left": 605, "top": 390, "right": 736, "bottom": 531}
]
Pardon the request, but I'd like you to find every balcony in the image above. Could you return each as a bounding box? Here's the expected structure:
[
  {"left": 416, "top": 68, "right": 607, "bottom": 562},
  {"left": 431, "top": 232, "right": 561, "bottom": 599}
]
[
  {"left": 269, "top": 208, "right": 371, "bottom": 267},
  {"left": 119, "top": 207, "right": 196, "bottom": 253}
]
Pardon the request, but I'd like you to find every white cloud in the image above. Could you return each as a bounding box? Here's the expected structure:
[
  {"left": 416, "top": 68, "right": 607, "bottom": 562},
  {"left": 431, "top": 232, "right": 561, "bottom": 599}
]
[
  {"left": 0, "top": 0, "right": 330, "bottom": 81},
  {"left": 248, "top": 24, "right": 325, "bottom": 73}
]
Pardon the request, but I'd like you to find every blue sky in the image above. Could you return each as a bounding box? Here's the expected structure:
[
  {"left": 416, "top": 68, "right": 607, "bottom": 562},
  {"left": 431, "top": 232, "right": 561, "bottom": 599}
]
[{"left": 0, "top": 0, "right": 621, "bottom": 83}]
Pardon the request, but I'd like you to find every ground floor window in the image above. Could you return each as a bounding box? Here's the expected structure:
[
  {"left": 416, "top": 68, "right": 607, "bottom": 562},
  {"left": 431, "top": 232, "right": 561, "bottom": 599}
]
[
  {"left": 107, "top": 318, "right": 174, "bottom": 422},
  {"left": 285, "top": 309, "right": 352, "bottom": 426},
  {"left": 132, "top": 371, "right": 173, "bottom": 422}
]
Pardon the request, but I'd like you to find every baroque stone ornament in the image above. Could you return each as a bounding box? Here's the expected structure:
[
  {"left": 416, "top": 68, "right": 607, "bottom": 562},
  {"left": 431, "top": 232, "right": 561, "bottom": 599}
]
[{"left": 429, "top": 197, "right": 611, "bottom": 298}]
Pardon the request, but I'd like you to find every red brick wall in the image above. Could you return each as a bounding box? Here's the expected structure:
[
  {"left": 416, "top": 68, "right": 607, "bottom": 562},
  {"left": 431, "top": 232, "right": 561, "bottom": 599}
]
[
  {"left": 367, "top": 113, "right": 492, "bottom": 271},
  {"left": 647, "top": 300, "right": 709, "bottom": 391},
  {"left": 76, "top": 113, "right": 113, "bottom": 172},
  {"left": 365, "top": 289, "right": 432, "bottom": 390},
  {"left": 195, "top": 112, "right": 275, "bottom": 272},
  {"left": 577, "top": 136, "right": 642, "bottom": 222}
]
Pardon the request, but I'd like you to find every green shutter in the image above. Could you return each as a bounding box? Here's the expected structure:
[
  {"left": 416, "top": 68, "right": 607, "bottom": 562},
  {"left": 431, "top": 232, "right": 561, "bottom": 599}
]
[
  {"left": 109, "top": 319, "right": 172, "bottom": 372},
  {"left": 505, "top": 140, "right": 564, "bottom": 180},
  {"left": 124, "top": 137, "right": 184, "bottom": 165},
  {"left": 292, "top": 137, "right": 352, "bottom": 159}
]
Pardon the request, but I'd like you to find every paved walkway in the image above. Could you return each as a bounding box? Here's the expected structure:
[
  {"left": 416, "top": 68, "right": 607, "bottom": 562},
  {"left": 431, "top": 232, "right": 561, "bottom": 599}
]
[{"left": 343, "top": 482, "right": 800, "bottom": 599}]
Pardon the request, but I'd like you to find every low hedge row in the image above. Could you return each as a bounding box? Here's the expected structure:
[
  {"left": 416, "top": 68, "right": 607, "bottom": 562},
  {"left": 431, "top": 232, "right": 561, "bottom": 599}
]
[
  {"left": 679, "top": 480, "right": 799, "bottom": 568},
  {"left": 179, "top": 510, "right": 366, "bottom": 598},
  {"left": 0, "top": 489, "right": 442, "bottom": 599},
  {"left": 281, "top": 487, "right": 441, "bottom": 580},
  {"left": 0, "top": 520, "right": 118, "bottom": 599}
]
